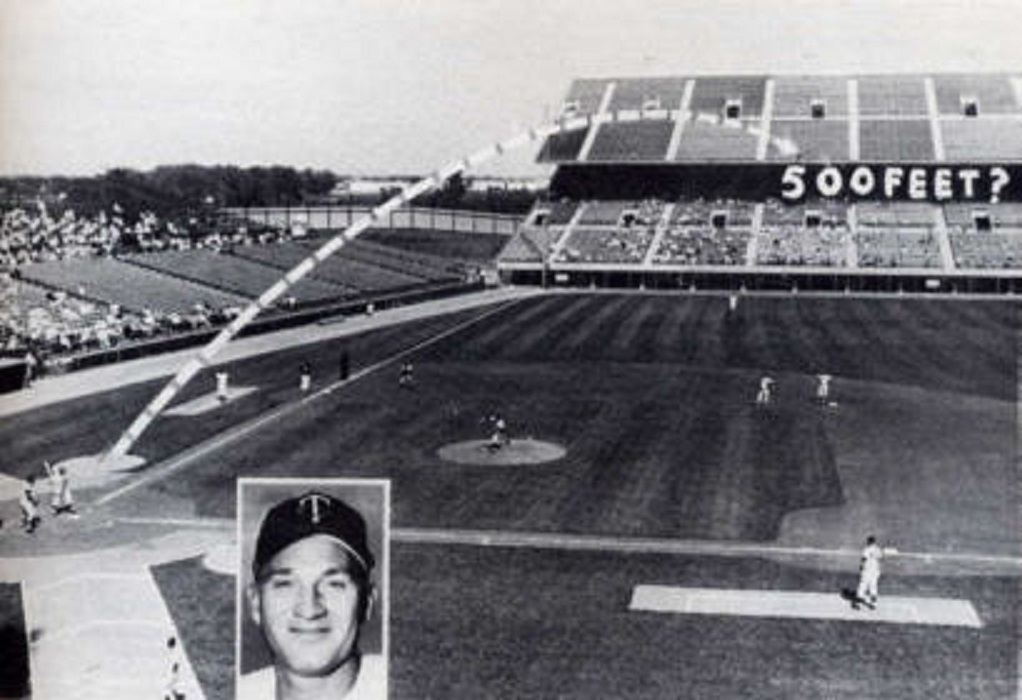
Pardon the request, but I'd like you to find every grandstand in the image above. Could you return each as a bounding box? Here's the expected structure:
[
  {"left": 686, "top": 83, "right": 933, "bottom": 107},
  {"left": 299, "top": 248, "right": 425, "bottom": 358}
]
[{"left": 509, "top": 71, "right": 1022, "bottom": 293}]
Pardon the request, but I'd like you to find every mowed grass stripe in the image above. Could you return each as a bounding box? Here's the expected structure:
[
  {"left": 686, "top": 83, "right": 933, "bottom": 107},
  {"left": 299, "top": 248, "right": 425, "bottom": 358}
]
[
  {"left": 879, "top": 299, "right": 992, "bottom": 396},
  {"left": 844, "top": 298, "right": 933, "bottom": 388},
  {"left": 425, "top": 295, "right": 562, "bottom": 361},
  {"left": 593, "top": 370, "right": 705, "bottom": 536},
  {"left": 607, "top": 296, "right": 659, "bottom": 356},
  {"left": 548, "top": 295, "right": 634, "bottom": 358},
  {"left": 911, "top": 300, "right": 1015, "bottom": 396},
  {"left": 496, "top": 295, "right": 596, "bottom": 361},
  {"left": 651, "top": 297, "right": 692, "bottom": 362}
]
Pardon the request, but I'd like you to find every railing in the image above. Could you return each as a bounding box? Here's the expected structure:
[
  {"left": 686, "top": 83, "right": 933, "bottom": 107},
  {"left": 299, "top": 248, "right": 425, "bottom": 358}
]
[{"left": 222, "top": 205, "right": 521, "bottom": 236}]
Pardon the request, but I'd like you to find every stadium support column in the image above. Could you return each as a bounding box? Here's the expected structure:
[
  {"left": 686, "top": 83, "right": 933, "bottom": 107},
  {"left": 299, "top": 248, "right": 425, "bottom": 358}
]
[
  {"left": 924, "top": 77, "right": 946, "bottom": 162},
  {"left": 932, "top": 206, "right": 955, "bottom": 271},
  {"left": 666, "top": 80, "right": 695, "bottom": 161},
  {"left": 643, "top": 203, "right": 675, "bottom": 267},
  {"left": 578, "top": 82, "right": 616, "bottom": 161},
  {"left": 746, "top": 203, "right": 763, "bottom": 267},
  {"left": 848, "top": 79, "right": 860, "bottom": 161},
  {"left": 756, "top": 79, "right": 775, "bottom": 161},
  {"left": 104, "top": 116, "right": 593, "bottom": 461},
  {"left": 1012, "top": 77, "right": 1022, "bottom": 111}
]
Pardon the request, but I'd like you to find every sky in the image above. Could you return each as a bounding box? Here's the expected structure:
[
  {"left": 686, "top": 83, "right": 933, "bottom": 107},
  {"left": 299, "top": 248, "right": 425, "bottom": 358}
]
[{"left": 2, "top": 0, "right": 1022, "bottom": 177}]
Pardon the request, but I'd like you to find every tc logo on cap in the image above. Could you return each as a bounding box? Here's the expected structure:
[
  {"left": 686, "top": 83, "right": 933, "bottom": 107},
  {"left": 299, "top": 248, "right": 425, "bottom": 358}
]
[{"left": 299, "top": 493, "right": 331, "bottom": 524}]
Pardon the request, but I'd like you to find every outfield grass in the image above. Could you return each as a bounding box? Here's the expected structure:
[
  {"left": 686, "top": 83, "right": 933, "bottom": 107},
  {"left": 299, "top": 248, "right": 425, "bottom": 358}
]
[
  {"left": 389, "top": 543, "right": 1018, "bottom": 699},
  {"left": 114, "top": 295, "right": 1015, "bottom": 551}
]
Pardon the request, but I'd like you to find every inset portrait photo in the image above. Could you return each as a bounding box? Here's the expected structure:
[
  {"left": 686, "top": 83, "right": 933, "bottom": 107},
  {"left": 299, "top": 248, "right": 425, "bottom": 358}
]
[{"left": 237, "top": 478, "right": 389, "bottom": 700}]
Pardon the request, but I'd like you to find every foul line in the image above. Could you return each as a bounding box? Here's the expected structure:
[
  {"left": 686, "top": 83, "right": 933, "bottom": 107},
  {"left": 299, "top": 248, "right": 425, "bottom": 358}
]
[
  {"left": 96, "top": 298, "right": 526, "bottom": 507},
  {"left": 392, "top": 527, "right": 1022, "bottom": 569}
]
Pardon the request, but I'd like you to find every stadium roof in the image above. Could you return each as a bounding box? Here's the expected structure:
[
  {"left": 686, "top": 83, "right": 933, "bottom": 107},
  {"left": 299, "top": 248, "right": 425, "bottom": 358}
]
[{"left": 539, "top": 73, "right": 1022, "bottom": 164}]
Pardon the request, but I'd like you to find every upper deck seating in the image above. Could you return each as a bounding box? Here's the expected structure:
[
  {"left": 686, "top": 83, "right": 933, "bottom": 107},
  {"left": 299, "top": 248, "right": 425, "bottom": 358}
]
[
  {"left": 857, "top": 76, "right": 928, "bottom": 116},
  {"left": 587, "top": 120, "right": 674, "bottom": 161},
  {"left": 772, "top": 76, "right": 850, "bottom": 118},
  {"left": 859, "top": 120, "right": 935, "bottom": 161},
  {"left": 933, "top": 74, "right": 1021, "bottom": 115}
]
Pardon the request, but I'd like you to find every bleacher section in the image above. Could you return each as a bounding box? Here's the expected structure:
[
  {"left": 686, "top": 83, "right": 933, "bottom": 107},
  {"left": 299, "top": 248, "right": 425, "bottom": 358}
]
[
  {"left": 674, "top": 119, "right": 759, "bottom": 161},
  {"left": 943, "top": 203, "right": 1022, "bottom": 229},
  {"left": 857, "top": 229, "right": 942, "bottom": 268},
  {"left": 655, "top": 200, "right": 753, "bottom": 266},
  {"left": 554, "top": 200, "right": 663, "bottom": 264},
  {"left": 538, "top": 128, "right": 589, "bottom": 162},
  {"left": 766, "top": 120, "right": 849, "bottom": 161},
  {"left": 855, "top": 202, "right": 941, "bottom": 269},
  {"left": 555, "top": 226, "right": 656, "bottom": 264},
  {"left": 857, "top": 76, "right": 928, "bottom": 116},
  {"left": 499, "top": 226, "right": 561, "bottom": 263},
  {"left": 859, "top": 120, "right": 934, "bottom": 161},
  {"left": 756, "top": 200, "right": 850, "bottom": 267},
  {"left": 688, "top": 76, "right": 767, "bottom": 118},
  {"left": 232, "top": 243, "right": 424, "bottom": 292},
  {"left": 940, "top": 119, "right": 1022, "bottom": 161},
  {"left": 772, "top": 76, "right": 850, "bottom": 118},
  {"left": 126, "top": 250, "right": 347, "bottom": 305},
  {"left": 933, "top": 74, "right": 1021, "bottom": 115},
  {"left": 587, "top": 120, "right": 674, "bottom": 161},
  {"left": 607, "top": 77, "right": 688, "bottom": 112},
  {"left": 563, "top": 78, "right": 611, "bottom": 115},
  {"left": 18, "top": 258, "right": 248, "bottom": 314},
  {"left": 950, "top": 232, "right": 1022, "bottom": 269},
  {"left": 538, "top": 73, "right": 1022, "bottom": 166},
  {"left": 507, "top": 72, "right": 1022, "bottom": 291}
]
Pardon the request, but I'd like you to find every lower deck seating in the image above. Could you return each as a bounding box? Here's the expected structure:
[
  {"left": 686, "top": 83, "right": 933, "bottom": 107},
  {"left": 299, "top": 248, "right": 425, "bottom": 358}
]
[
  {"left": 857, "top": 229, "right": 942, "bottom": 268},
  {"left": 654, "top": 227, "right": 750, "bottom": 266}
]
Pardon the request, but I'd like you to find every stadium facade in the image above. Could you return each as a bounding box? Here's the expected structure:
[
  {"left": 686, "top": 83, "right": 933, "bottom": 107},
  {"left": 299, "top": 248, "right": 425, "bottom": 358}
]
[{"left": 499, "top": 73, "right": 1022, "bottom": 293}]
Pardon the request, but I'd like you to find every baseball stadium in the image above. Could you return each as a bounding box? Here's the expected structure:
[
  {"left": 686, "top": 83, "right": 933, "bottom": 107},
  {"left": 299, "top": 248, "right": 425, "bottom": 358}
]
[{"left": 1, "top": 71, "right": 1020, "bottom": 700}]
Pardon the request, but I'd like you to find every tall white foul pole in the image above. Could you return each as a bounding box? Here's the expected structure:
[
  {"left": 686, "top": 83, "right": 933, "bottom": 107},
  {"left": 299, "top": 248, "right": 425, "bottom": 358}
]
[{"left": 105, "top": 114, "right": 605, "bottom": 460}]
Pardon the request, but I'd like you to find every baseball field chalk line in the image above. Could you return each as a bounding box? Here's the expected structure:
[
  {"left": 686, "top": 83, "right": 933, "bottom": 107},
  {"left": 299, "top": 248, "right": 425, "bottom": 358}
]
[
  {"left": 629, "top": 585, "right": 983, "bottom": 628},
  {"left": 392, "top": 527, "right": 1022, "bottom": 569}
]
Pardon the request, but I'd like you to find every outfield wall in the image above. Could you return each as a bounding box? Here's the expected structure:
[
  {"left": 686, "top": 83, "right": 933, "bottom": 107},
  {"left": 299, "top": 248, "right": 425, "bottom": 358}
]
[
  {"left": 501, "top": 265, "right": 1022, "bottom": 295},
  {"left": 223, "top": 205, "right": 521, "bottom": 236}
]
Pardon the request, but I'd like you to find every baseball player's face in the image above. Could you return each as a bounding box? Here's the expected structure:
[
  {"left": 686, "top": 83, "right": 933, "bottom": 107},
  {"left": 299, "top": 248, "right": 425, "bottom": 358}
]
[{"left": 250, "top": 535, "right": 370, "bottom": 679}]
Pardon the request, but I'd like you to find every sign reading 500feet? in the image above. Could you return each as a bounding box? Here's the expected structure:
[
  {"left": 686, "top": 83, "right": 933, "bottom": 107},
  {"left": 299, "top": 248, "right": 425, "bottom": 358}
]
[{"left": 780, "top": 164, "right": 1015, "bottom": 203}]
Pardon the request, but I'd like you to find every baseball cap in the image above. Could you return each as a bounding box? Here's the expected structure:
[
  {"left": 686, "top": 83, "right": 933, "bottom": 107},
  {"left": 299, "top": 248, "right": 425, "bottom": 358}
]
[{"left": 253, "top": 491, "right": 375, "bottom": 577}]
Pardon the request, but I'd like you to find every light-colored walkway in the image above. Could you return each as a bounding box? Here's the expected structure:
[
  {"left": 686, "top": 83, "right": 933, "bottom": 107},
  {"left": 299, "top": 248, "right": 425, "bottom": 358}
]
[
  {"left": 24, "top": 571, "right": 206, "bottom": 700},
  {"left": 0, "top": 286, "right": 540, "bottom": 418},
  {"left": 629, "top": 585, "right": 983, "bottom": 628},
  {"left": 12, "top": 528, "right": 233, "bottom": 700}
]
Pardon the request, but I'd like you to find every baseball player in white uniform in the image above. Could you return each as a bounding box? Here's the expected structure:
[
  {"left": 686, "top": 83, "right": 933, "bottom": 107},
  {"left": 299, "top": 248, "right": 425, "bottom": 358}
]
[
  {"left": 20, "top": 476, "right": 41, "bottom": 534},
  {"left": 854, "top": 535, "right": 897, "bottom": 609},
  {"left": 44, "top": 461, "right": 76, "bottom": 515},
  {"left": 816, "top": 374, "right": 833, "bottom": 405}
]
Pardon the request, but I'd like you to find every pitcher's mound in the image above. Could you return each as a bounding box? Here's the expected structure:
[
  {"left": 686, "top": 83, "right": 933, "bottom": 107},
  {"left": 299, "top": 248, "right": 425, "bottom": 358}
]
[{"left": 437, "top": 439, "right": 566, "bottom": 466}]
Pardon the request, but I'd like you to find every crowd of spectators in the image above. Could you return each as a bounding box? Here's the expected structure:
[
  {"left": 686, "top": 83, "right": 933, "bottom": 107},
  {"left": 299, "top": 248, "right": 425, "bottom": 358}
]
[
  {"left": 0, "top": 200, "right": 295, "bottom": 362},
  {"left": 1, "top": 199, "right": 292, "bottom": 272}
]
